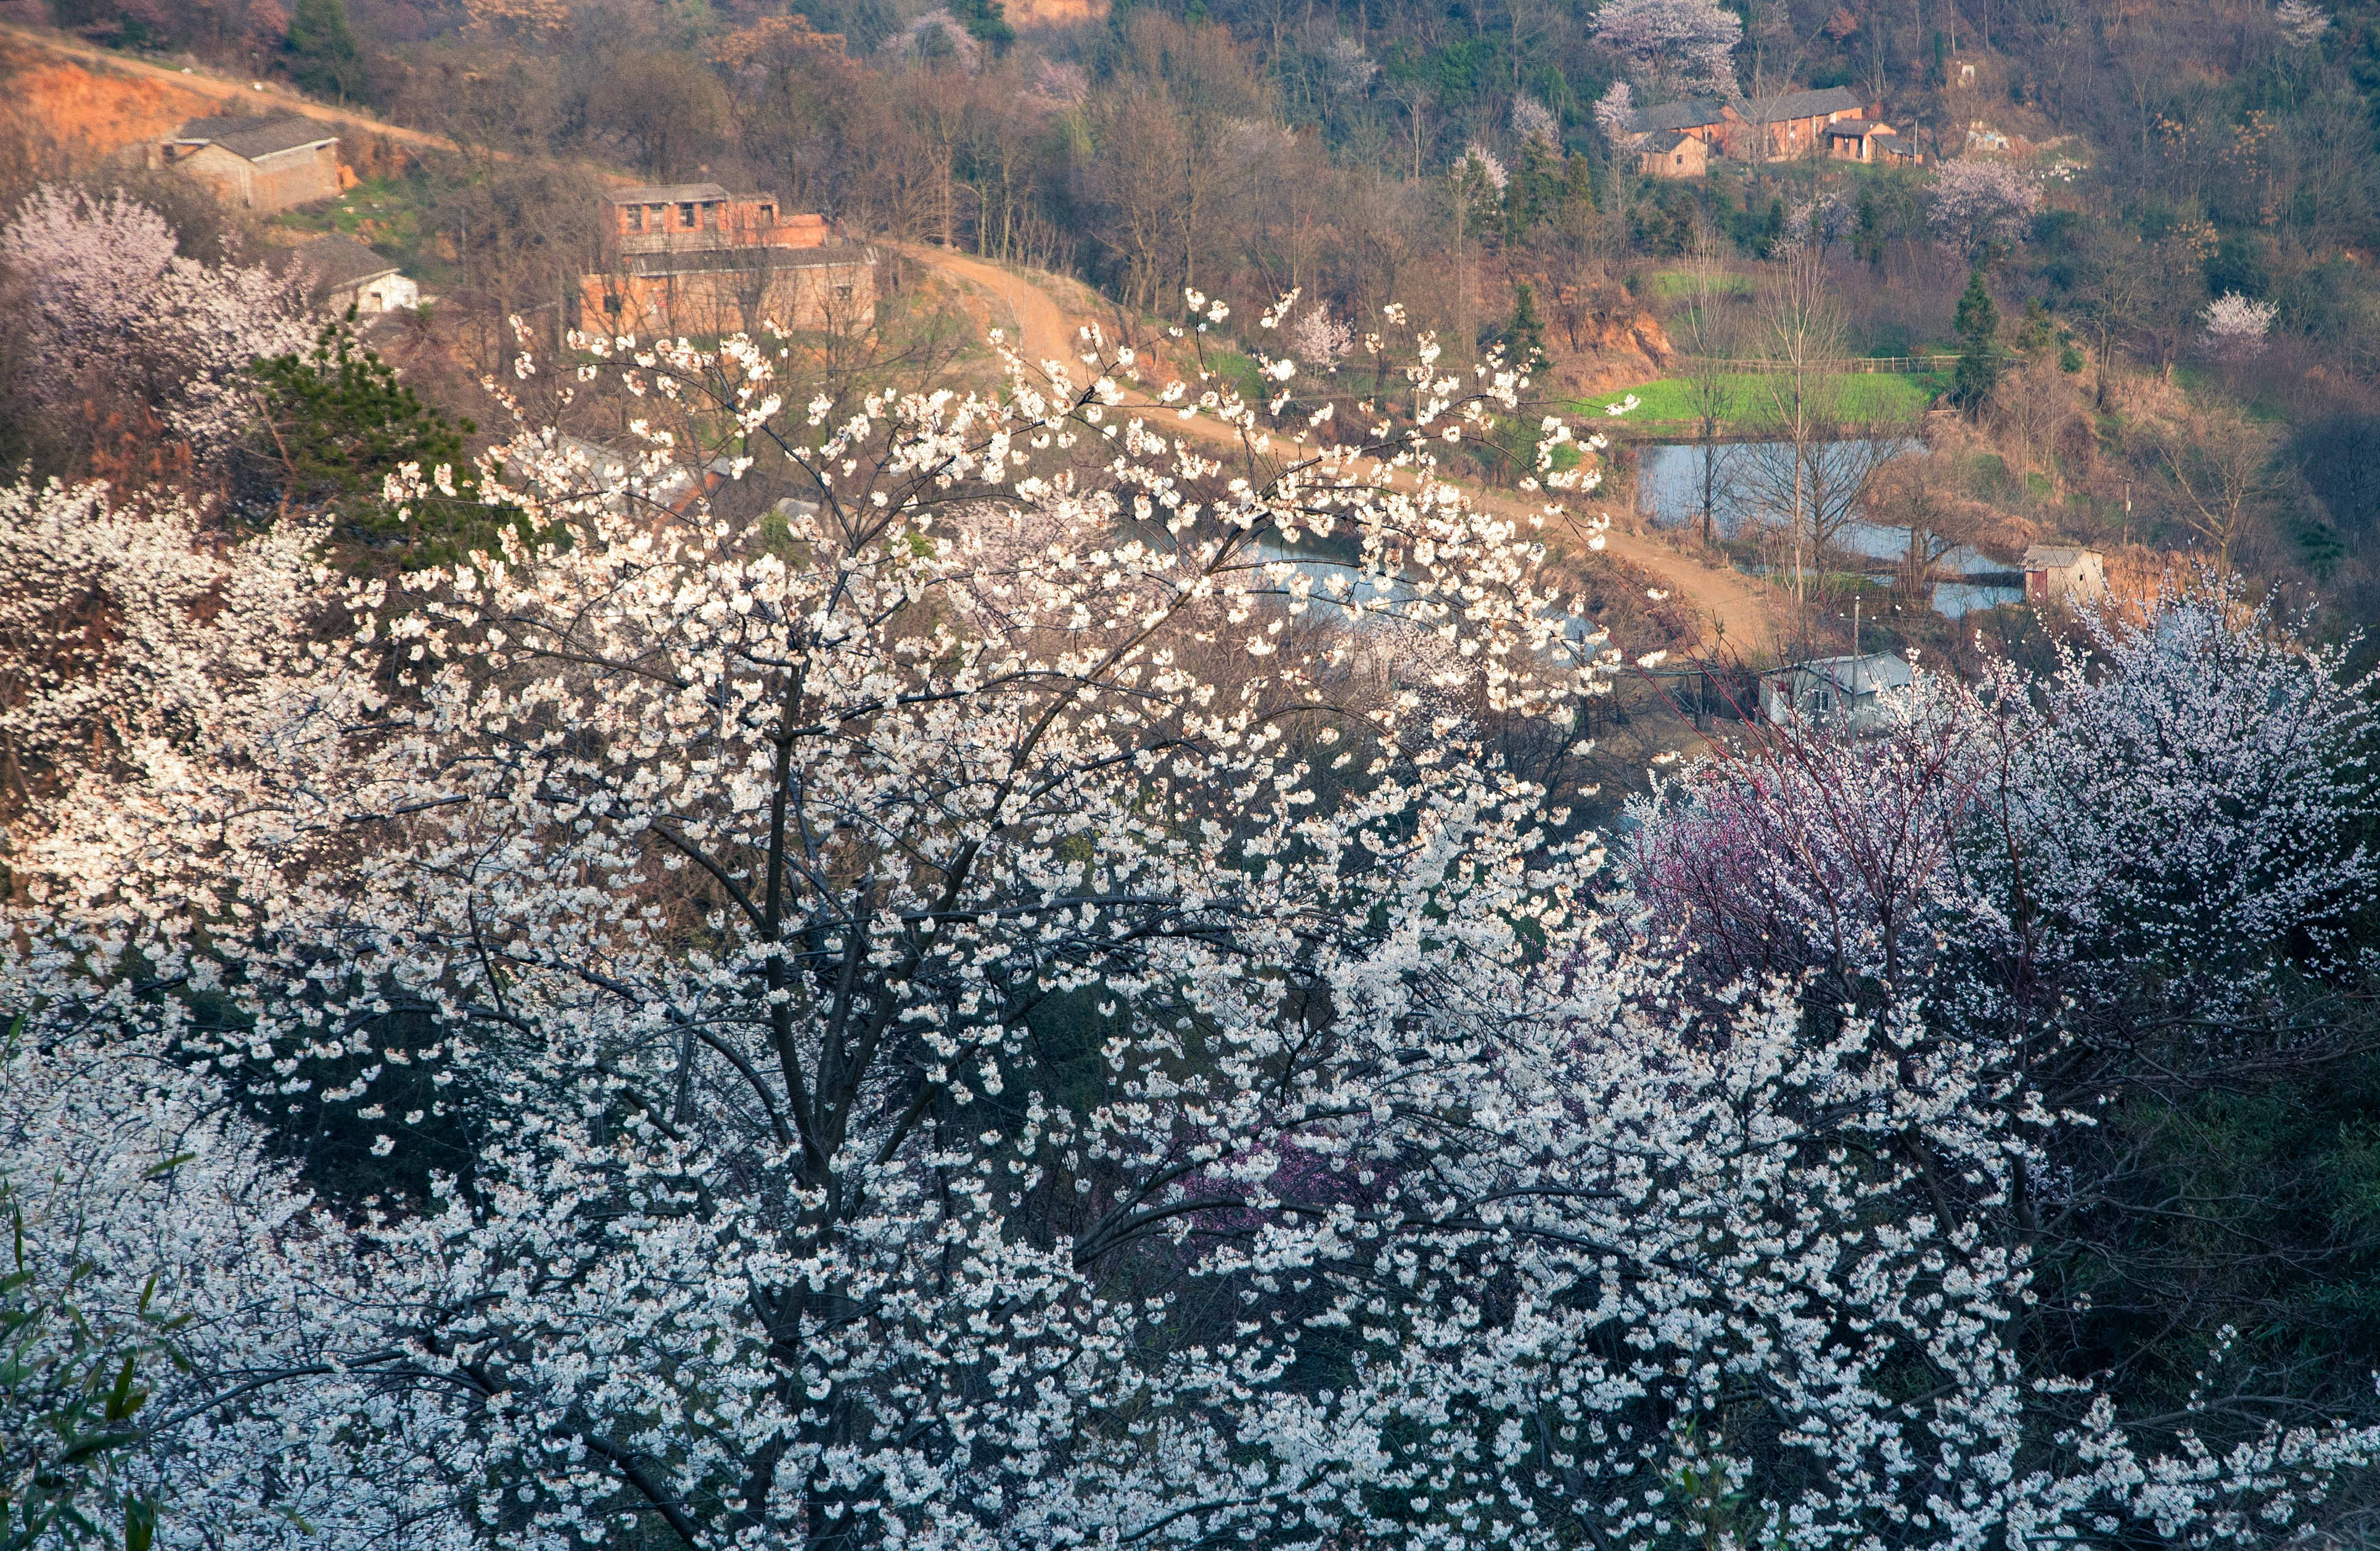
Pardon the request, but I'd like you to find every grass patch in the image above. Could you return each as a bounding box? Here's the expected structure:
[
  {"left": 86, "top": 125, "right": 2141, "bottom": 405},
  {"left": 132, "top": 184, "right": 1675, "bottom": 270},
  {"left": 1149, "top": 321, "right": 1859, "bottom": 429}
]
[
  {"left": 275, "top": 171, "right": 446, "bottom": 286},
  {"left": 1583, "top": 371, "right": 1941, "bottom": 426},
  {"left": 1646, "top": 268, "right": 1756, "bottom": 298}
]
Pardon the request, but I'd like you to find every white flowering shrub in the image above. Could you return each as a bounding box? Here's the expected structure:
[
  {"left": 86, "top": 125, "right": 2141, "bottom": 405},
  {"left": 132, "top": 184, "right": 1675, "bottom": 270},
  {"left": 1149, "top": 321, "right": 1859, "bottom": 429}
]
[{"left": 2202, "top": 291, "right": 2280, "bottom": 359}]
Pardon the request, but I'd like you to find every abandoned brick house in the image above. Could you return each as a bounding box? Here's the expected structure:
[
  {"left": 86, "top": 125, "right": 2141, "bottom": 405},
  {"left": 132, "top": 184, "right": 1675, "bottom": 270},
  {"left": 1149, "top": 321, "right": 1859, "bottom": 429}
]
[
  {"left": 1626, "top": 87, "right": 1919, "bottom": 170},
  {"left": 579, "top": 184, "right": 878, "bottom": 336},
  {"left": 158, "top": 116, "right": 341, "bottom": 213}
]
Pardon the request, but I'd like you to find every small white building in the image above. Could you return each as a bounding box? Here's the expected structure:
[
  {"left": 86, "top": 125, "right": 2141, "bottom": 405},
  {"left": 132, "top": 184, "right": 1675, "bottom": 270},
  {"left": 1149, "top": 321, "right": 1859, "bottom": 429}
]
[
  {"left": 1760, "top": 652, "right": 1914, "bottom": 733},
  {"left": 296, "top": 236, "right": 419, "bottom": 317},
  {"left": 2022, "top": 545, "right": 2107, "bottom": 606}
]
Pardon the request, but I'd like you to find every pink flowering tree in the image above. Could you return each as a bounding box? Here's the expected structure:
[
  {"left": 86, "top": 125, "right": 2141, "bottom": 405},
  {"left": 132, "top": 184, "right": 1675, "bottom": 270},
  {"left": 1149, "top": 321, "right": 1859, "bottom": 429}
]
[
  {"left": 1926, "top": 157, "right": 2044, "bottom": 261},
  {"left": 1591, "top": 0, "right": 1742, "bottom": 96},
  {"left": 0, "top": 185, "right": 310, "bottom": 455}
]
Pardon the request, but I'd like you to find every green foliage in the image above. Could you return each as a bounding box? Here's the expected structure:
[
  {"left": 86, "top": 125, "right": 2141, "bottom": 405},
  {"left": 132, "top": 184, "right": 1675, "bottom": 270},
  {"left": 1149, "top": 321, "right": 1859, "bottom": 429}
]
[
  {"left": 1952, "top": 268, "right": 2001, "bottom": 409},
  {"left": 1502, "top": 282, "right": 1546, "bottom": 368},
  {"left": 955, "top": 0, "right": 1016, "bottom": 52},
  {"left": 286, "top": 0, "right": 367, "bottom": 102},
  {"left": 244, "top": 316, "right": 535, "bottom": 572},
  {"left": 1, "top": 1096, "right": 186, "bottom": 1551}
]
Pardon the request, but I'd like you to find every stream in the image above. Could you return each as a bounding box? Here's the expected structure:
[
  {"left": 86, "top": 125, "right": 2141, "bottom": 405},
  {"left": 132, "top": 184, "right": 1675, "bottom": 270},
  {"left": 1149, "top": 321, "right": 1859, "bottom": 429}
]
[{"left": 1632, "top": 441, "right": 2025, "bottom": 618}]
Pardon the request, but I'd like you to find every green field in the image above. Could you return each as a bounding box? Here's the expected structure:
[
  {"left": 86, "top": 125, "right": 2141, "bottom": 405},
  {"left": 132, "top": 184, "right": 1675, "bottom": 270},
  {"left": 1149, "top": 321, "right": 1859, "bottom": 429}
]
[
  {"left": 1645, "top": 268, "right": 1757, "bottom": 298},
  {"left": 1580, "top": 371, "right": 1942, "bottom": 426}
]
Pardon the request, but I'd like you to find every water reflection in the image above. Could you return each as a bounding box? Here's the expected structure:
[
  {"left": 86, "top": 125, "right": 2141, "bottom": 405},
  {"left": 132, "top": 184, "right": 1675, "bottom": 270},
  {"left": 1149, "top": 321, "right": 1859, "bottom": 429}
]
[{"left": 1633, "top": 441, "right": 2024, "bottom": 617}]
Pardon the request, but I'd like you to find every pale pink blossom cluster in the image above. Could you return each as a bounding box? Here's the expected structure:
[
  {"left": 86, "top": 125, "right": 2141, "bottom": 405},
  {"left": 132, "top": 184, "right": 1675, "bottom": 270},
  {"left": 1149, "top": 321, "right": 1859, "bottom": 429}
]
[
  {"left": 0, "top": 184, "right": 310, "bottom": 451},
  {"left": 1926, "top": 156, "right": 2044, "bottom": 258},
  {"left": 1591, "top": 0, "right": 1742, "bottom": 95}
]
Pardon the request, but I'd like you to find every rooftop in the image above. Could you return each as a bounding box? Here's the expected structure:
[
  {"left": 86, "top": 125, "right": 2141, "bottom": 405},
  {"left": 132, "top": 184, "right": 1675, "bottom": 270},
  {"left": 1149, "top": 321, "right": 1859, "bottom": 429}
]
[
  {"left": 1627, "top": 97, "right": 1728, "bottom": 133},
  {"left": 1640, "top": 130, "right": 1693, "bottom": 154},
  {"left": 172, "top": 115, "right": 338, "bottom": 160},
  {"left": 294, "top": 234, "right": 400, "bottom": 291},
  {"left": 2024, "top": 545, "right": 2099, "bottom": 569},
  {"left": 617, "top": 242, "right": 877, "bottom": 278},
  {"left": 1826, "top": 118, "right": 1896, "bottom": 138},
  {"left": 605, "top": 183, "right": 734, "bottom": 205},
  {"left": 1739, "top": 86, "right": 1867, "bottom": 121},
  {"left": 1794, "top": 652, "right": 1914, "bottom": 696}
]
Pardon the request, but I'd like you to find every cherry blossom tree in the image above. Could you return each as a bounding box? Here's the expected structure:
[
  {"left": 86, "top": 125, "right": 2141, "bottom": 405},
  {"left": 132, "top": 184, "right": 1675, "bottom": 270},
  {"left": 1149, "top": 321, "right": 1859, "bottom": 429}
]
[
  {"left": 0, "top": 185, "right": 310, "bottom": 455},
  {"left": 1591, "top": 0, "right": 1742, "bottom": 97},
  {"left": 9, "top": 298, "right": 2380, "bottom": 1551},
  {"left": 1591, "top": 80, "right": 1639, "bottom": 150},
  {"left": 1926, "top": 157, "right": 2044, "bottom": 261},
  {"left": 2202, "top": 290, "right": 2280, "bottom": 358}
]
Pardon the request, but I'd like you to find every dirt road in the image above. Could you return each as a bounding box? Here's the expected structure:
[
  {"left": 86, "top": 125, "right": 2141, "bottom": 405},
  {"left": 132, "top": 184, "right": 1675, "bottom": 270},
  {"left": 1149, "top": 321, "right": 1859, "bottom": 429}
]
[
  {"left": 897, "top": 242, "right": 1775, "bottom": 653},
  {"left": 1, "top": 20, "right": 464, "bottom": 152}
]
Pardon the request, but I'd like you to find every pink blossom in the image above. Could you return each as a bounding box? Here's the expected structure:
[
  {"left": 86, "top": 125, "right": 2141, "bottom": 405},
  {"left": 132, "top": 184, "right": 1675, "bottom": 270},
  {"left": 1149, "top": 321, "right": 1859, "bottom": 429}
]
[{"left": 1592, "top": 0, "right": 1742, "bottom": 95}]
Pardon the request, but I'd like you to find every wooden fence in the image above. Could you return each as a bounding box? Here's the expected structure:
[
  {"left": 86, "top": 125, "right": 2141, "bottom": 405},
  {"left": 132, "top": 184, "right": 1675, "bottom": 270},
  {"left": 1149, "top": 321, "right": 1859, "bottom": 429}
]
[{"left": 1667, "top": 355, "right": 1960, "bottom": 376}]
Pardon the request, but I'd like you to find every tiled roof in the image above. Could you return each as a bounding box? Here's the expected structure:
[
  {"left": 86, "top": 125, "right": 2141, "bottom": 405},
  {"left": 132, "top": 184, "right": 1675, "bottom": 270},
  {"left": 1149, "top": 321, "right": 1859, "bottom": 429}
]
[
  {"left": 606, "top": 184, "right": 733, "bottom": 205},
  {"left": 173, "top": 115, "right": 337, "bottom": 160},
  {"left": 295, "top": 235, "right": 399, "bottom": 290},
  {"left": 1640, "top": 130, "right": 1692, "bottom": 154},
  {"left": 2023, "top": 545, "right": 2095, "bottom": 569},
  {"left": 1627, "top": 97, "right": 1728, "bottom": 133},
  {"left": 1739, "top": 86, "right": 1866, "bottom": 121}
]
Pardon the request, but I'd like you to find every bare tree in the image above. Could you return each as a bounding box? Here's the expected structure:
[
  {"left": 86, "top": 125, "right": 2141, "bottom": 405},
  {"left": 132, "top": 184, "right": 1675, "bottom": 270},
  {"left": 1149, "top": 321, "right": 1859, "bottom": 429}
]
[
  {"left": 1754, "top": 243, "right": 1846, "bottom": 619},
  {"left": 1675, "top": 223, "right": 1742, "bottom": 548},
  {"left": 2158, "top": 408, "right": 2282, "bottom": 573}
]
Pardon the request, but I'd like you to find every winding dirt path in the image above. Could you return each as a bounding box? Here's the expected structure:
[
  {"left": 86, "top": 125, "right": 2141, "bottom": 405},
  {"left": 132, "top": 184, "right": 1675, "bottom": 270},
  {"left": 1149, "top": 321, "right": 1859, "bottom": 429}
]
[{"left": 897, "top": 242, "right": 1776, "bottom": 654}]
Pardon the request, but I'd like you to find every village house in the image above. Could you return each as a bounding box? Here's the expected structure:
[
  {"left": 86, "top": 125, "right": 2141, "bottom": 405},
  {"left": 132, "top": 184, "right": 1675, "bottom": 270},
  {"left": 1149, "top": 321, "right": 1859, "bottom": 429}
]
[
  {"left": 1625, "top": 97, "right": 1732, "bottom": 147},
  {"left": 581, "top": 183, "right": 876, "bottom": 336},
  {"left": 1760, "top": 651, "right": 1914, "bottom": 733},
  {"left": 159, "top": 116, "right": 340, "bottom": 213},
  {"left": 1626, "top": 86, "right": 1885, "bottom": 168},
  {"left": 294, "top": 235, "right": 419, "bottom": 318},
  {"left": 1638, "top": 130, "right": 1711, "bottom": 179},
  {"left": 1733, "top": 87, "right": 1874, "bottom": 161},
  {"left": 2023, "top": 545, "right": 2108, "bottom": 606}
]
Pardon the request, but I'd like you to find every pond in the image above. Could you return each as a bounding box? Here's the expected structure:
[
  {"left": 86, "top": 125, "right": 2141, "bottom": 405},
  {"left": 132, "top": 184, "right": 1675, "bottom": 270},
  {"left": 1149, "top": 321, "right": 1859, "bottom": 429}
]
[{"left": 1631, "top": 441, "right": 2025, "bottom": 618}]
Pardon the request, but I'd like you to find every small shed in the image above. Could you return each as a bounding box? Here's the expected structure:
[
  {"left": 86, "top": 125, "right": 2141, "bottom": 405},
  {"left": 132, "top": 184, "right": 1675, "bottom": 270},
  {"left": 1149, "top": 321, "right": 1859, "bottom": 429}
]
[
  {"left": 2022, "top": 545, "right": 2107, "bottom": 606},
  {"left": 1825, "top": 119, "right": 1902, "bottom": 163},
  {"left": 1638, "top": 130, "right": 1710, "bottom": 179},
  {"left": 295, "top": 236, "right": 419, "bottom": 316},
  {"left": 1760, "top": 652, "right": 1914, "bottom": 733},
  {"left": 162, "top": 115, "right": 340, "bottom": 213}
]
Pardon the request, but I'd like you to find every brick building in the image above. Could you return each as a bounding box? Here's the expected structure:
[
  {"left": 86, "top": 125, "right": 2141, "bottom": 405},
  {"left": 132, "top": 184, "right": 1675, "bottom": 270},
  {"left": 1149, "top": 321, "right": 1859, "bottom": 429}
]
[
  {"left": 1626, "top": 87, "right": 1890, "bottom": 168},
  {"left": 581, "top": 183, "right": 877, "bottom": 335},
  {"left": 161, "top": 116, "right": 340, "bottom": 213}
]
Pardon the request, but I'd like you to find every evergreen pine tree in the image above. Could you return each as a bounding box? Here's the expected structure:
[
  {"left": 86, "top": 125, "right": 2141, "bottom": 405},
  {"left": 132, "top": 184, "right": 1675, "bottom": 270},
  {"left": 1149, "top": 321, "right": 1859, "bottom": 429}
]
[
  {"left": 1504, "top": 283, "right": 1547, "bottom": 368},
  {"left": 1953, "top": 268, "right": 2002, "bottom": 409},
  {"left": 287, "top": 0, "right": 365, "bottom": 102}
]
